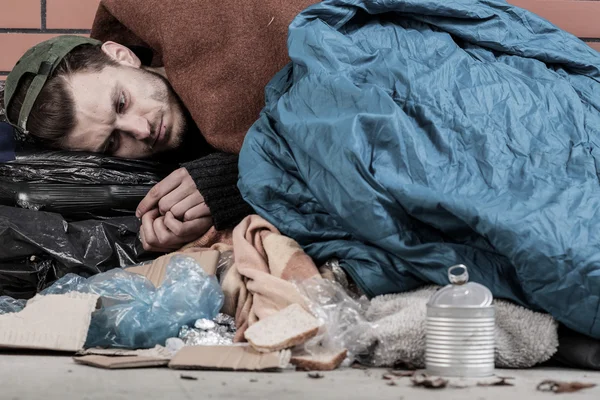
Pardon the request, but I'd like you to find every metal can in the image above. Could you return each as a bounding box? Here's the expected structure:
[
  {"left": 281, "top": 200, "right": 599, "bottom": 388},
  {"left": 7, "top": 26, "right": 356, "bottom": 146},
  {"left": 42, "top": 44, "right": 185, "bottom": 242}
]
[{"left": 426, "top": 264, "right": 495, "bottom": 378}]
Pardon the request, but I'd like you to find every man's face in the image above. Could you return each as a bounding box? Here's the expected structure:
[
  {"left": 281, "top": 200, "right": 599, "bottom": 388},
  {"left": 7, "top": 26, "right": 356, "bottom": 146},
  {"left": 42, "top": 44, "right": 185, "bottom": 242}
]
[{"left": 62, "top": 43, "right": 187, "bottom": 159}]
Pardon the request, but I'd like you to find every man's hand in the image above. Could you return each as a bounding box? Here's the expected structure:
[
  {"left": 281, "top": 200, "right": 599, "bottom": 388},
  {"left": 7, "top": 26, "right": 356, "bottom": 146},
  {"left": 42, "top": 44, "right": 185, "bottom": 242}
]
[
  {"left": 139, "top": 209, "right": 212, "bottom": 252},
  {"left": 137, "top": 168, "right": 207, "bottom": 219},
  {"left": 136, "top": 168, "right": 213, "bottom": 252}
]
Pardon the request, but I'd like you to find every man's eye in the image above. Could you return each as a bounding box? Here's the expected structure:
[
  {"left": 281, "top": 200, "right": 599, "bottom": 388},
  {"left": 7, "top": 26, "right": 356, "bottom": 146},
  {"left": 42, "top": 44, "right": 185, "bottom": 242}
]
[{"left": 117, "top": 93, "right": 126, "bottom": 113}]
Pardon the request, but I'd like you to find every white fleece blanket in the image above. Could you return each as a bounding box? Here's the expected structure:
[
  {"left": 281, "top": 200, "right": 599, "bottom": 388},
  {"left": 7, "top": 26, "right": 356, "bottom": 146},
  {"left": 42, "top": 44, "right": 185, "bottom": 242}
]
[{"left": 355, "top": 286, "right": 559, "bottom": 368}]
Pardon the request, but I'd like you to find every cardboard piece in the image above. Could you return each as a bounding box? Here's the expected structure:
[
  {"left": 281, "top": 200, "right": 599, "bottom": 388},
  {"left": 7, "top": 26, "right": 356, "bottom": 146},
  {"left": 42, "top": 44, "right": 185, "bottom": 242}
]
[
  {"left": 169, "top": 345, "right": 291, "bottom": 371},
  {"left": 74, "top": 355, "right": 169, "bottom": 369},
  {"left": 77, "top": 345, "right": 172, "bottom": 359},
  {"left": 0, "top": 293, "right": 100, "bottom": 352},
  {"left": 127, "top": 250, "right": 220, "bottom": 287}
]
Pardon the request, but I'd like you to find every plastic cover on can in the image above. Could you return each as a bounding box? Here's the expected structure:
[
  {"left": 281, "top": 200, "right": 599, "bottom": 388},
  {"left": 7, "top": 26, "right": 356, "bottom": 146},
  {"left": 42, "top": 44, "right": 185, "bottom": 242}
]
[{"left": 427, "top": 264, "right": 493, "bottom": 308}]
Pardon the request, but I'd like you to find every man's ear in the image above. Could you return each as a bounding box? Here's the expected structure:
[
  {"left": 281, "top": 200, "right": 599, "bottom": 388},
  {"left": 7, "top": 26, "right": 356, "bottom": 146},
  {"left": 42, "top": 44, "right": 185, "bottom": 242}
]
[{"left": 101, "top": 41, "right": 142, "bottom": 68}]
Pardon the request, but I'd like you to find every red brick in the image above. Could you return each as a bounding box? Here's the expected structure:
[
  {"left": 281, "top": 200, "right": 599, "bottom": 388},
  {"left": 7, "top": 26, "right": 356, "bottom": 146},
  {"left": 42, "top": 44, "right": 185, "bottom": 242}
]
[
  {"left": 0, "top": 33, "right": 87, "bottom": 71},
  {"left": 0, "top": 0, "right": 41, "bottom": 29},
  {"left": 46, "top": 0, "right": 100, "bottom": 29},
  {"left": 508, "top": 0, "right": 600, "bottom": 39}
]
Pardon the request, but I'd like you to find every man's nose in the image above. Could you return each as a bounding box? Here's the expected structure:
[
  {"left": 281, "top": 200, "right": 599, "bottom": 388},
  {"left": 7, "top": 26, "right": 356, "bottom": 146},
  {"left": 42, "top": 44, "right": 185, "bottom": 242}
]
[{"left": 117, "top": 115, "right": 151, "bottom": 140}]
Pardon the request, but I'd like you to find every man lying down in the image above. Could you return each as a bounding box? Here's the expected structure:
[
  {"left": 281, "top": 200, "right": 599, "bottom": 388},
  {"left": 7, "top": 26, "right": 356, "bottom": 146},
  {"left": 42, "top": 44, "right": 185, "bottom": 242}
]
[
  {"left": 4, "top": 0, "right": 600, "bottom": 344},
  {"left": 5, "top": 36, "right": 252, "bottom": 252},
  {"left": 4, "top": 0, "right": 315, "bottom": 252}
]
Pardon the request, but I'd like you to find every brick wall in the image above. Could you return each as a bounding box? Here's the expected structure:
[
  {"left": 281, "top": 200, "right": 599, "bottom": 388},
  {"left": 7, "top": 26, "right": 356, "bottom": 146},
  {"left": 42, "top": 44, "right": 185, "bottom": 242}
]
[
  {"left": 0, "top": 0, "right": 100, "bottom": 80},
  {"left": 509, "top": 0, "right": 600, "bottom": 52},
  {"left": 0, "top": 0, "right": 598, "bottom": 81}
]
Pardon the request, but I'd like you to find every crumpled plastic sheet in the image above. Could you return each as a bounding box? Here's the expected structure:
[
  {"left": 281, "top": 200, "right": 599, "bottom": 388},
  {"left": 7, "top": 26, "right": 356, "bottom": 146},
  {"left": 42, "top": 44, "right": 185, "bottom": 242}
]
[
  {"left": 37, "top": 254, "right": 224, "bottom": 349},
  {"left": 0, "top": 295, "right": 26, "bottom": 315},
  {"left": 294, "top": 277, "right": 378, "bottom": 365},
  {"left": 178, "top": 313, "right": 237, "bottom": 346}
]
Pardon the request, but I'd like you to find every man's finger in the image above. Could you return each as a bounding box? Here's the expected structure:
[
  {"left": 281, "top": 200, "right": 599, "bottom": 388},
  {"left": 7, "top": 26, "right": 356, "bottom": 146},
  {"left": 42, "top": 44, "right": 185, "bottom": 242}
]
[
  {"left": 136, "top": 169, "right": 186, "bottom": 217},
  {"left": 139, "top": 211, "right": 173, "bottom": 252},
  {"left": 140, "top": 232, "right": 174, "bottom": 253},
  {"left": 170, "top": 192, "right": 205, "bottom": 220},
  {"left": 141, "top": 209, "right": 161, "bottom": 247},
  {"left": 164, "top": 211, "right": 212, "bottom": 238},
  {"left": 164, "top": 211, "right": 187, "bottom": 236},
  {"left": 157, "top": 185, "right": 196, "bottom": 216},
  {"left": 183, "top": 202, "right": 212, "bottom": 222},
  {"left": 153, "top": 216, "right": 178, "bottom": 247}
]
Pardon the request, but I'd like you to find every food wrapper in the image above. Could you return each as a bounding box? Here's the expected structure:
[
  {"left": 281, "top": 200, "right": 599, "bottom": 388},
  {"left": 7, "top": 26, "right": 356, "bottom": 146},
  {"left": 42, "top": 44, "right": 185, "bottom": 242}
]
[{"left": 178, "top": 313, "right": 236, "bottom": 346}]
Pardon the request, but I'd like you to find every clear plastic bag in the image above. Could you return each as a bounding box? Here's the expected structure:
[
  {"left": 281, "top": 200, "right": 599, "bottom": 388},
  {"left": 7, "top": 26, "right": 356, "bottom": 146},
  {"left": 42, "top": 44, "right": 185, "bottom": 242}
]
[
  {"left": 294, "top": 277, "right": 376, "bottom": 364},
  {"left": 0, "top": 296, "right": 26, "bottom": 315},
  {"left": 41, "top": 255, "right": 224, "bottom": 349},
  {"left": 216, "top": 250, "right": 234, "bottom": 284}
]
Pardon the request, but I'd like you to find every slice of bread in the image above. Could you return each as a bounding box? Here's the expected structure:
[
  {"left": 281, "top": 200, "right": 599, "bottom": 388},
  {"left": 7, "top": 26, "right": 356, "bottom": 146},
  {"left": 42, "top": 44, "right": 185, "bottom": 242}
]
[
  {"left": 244, "top": 304, "right": 321, "bottom": 352},
  {"left": 291, "top": 349, "right": 348, "bottom": 371}
]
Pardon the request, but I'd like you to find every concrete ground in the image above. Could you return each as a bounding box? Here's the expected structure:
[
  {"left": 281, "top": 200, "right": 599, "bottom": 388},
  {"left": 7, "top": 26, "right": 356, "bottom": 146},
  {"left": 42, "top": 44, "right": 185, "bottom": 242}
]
[{"left": 1, "top": 354, "right": 599, "bottom": 399}]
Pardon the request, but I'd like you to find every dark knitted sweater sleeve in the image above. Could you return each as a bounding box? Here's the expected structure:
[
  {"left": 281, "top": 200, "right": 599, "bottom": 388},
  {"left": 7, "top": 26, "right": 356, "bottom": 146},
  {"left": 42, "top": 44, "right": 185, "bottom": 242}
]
[{"left": 182, "top": 153, "right": 254, "bottom": 231}]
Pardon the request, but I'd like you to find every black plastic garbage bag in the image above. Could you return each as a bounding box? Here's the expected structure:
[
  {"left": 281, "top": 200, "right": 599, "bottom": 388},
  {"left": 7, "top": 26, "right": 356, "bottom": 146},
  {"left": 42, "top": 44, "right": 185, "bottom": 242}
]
[
  {"left": 0, "top": 205, "right": 153, "bottom": 299},
  {"left": 0, "top": 146, "right": 174, "bottom": 220},
  {"left": 0, "top": 257, "right": 54, "bottom": 299},
  {"left": 0, "top": 181, "right": 155, "bottom": 220},
  {"left": 0, "top": 149, "right": 173, "bottom": 185}
]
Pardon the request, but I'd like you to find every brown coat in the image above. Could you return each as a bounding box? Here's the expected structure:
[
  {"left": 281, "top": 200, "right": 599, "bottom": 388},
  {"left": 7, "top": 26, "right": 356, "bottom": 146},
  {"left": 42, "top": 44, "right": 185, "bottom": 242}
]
[{"left": 90, "top": 0, "right": 317, "bottom": 154}]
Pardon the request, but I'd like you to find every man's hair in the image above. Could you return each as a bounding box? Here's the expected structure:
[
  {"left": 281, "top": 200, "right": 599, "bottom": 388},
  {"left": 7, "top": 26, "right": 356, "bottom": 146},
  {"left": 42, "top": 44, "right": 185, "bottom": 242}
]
[{"left": 7, "top": 44, "right": 117, "bottom": 148}]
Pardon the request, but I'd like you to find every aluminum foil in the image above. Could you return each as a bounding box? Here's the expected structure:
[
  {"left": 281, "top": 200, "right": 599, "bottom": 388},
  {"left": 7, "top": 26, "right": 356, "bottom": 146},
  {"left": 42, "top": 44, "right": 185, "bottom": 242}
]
[
  {"left": 195, "top": 319, "right": 216, "bottom": 330},
  {"left": 179, "top": 313, "right": 236, "bottom": 346}
]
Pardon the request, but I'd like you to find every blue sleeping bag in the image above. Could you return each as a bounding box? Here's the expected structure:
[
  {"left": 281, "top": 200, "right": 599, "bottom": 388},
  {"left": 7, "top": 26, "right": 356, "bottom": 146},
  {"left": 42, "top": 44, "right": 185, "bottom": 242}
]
[{"left": 238, "top": 0, "right": 600, "bottom": 337}]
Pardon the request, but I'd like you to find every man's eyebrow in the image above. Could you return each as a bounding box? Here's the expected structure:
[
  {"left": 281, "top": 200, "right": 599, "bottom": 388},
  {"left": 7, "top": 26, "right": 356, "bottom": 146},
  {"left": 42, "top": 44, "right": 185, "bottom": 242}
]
[{"left": 94, "top": 86, "right": 120, "bottom": 153}]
